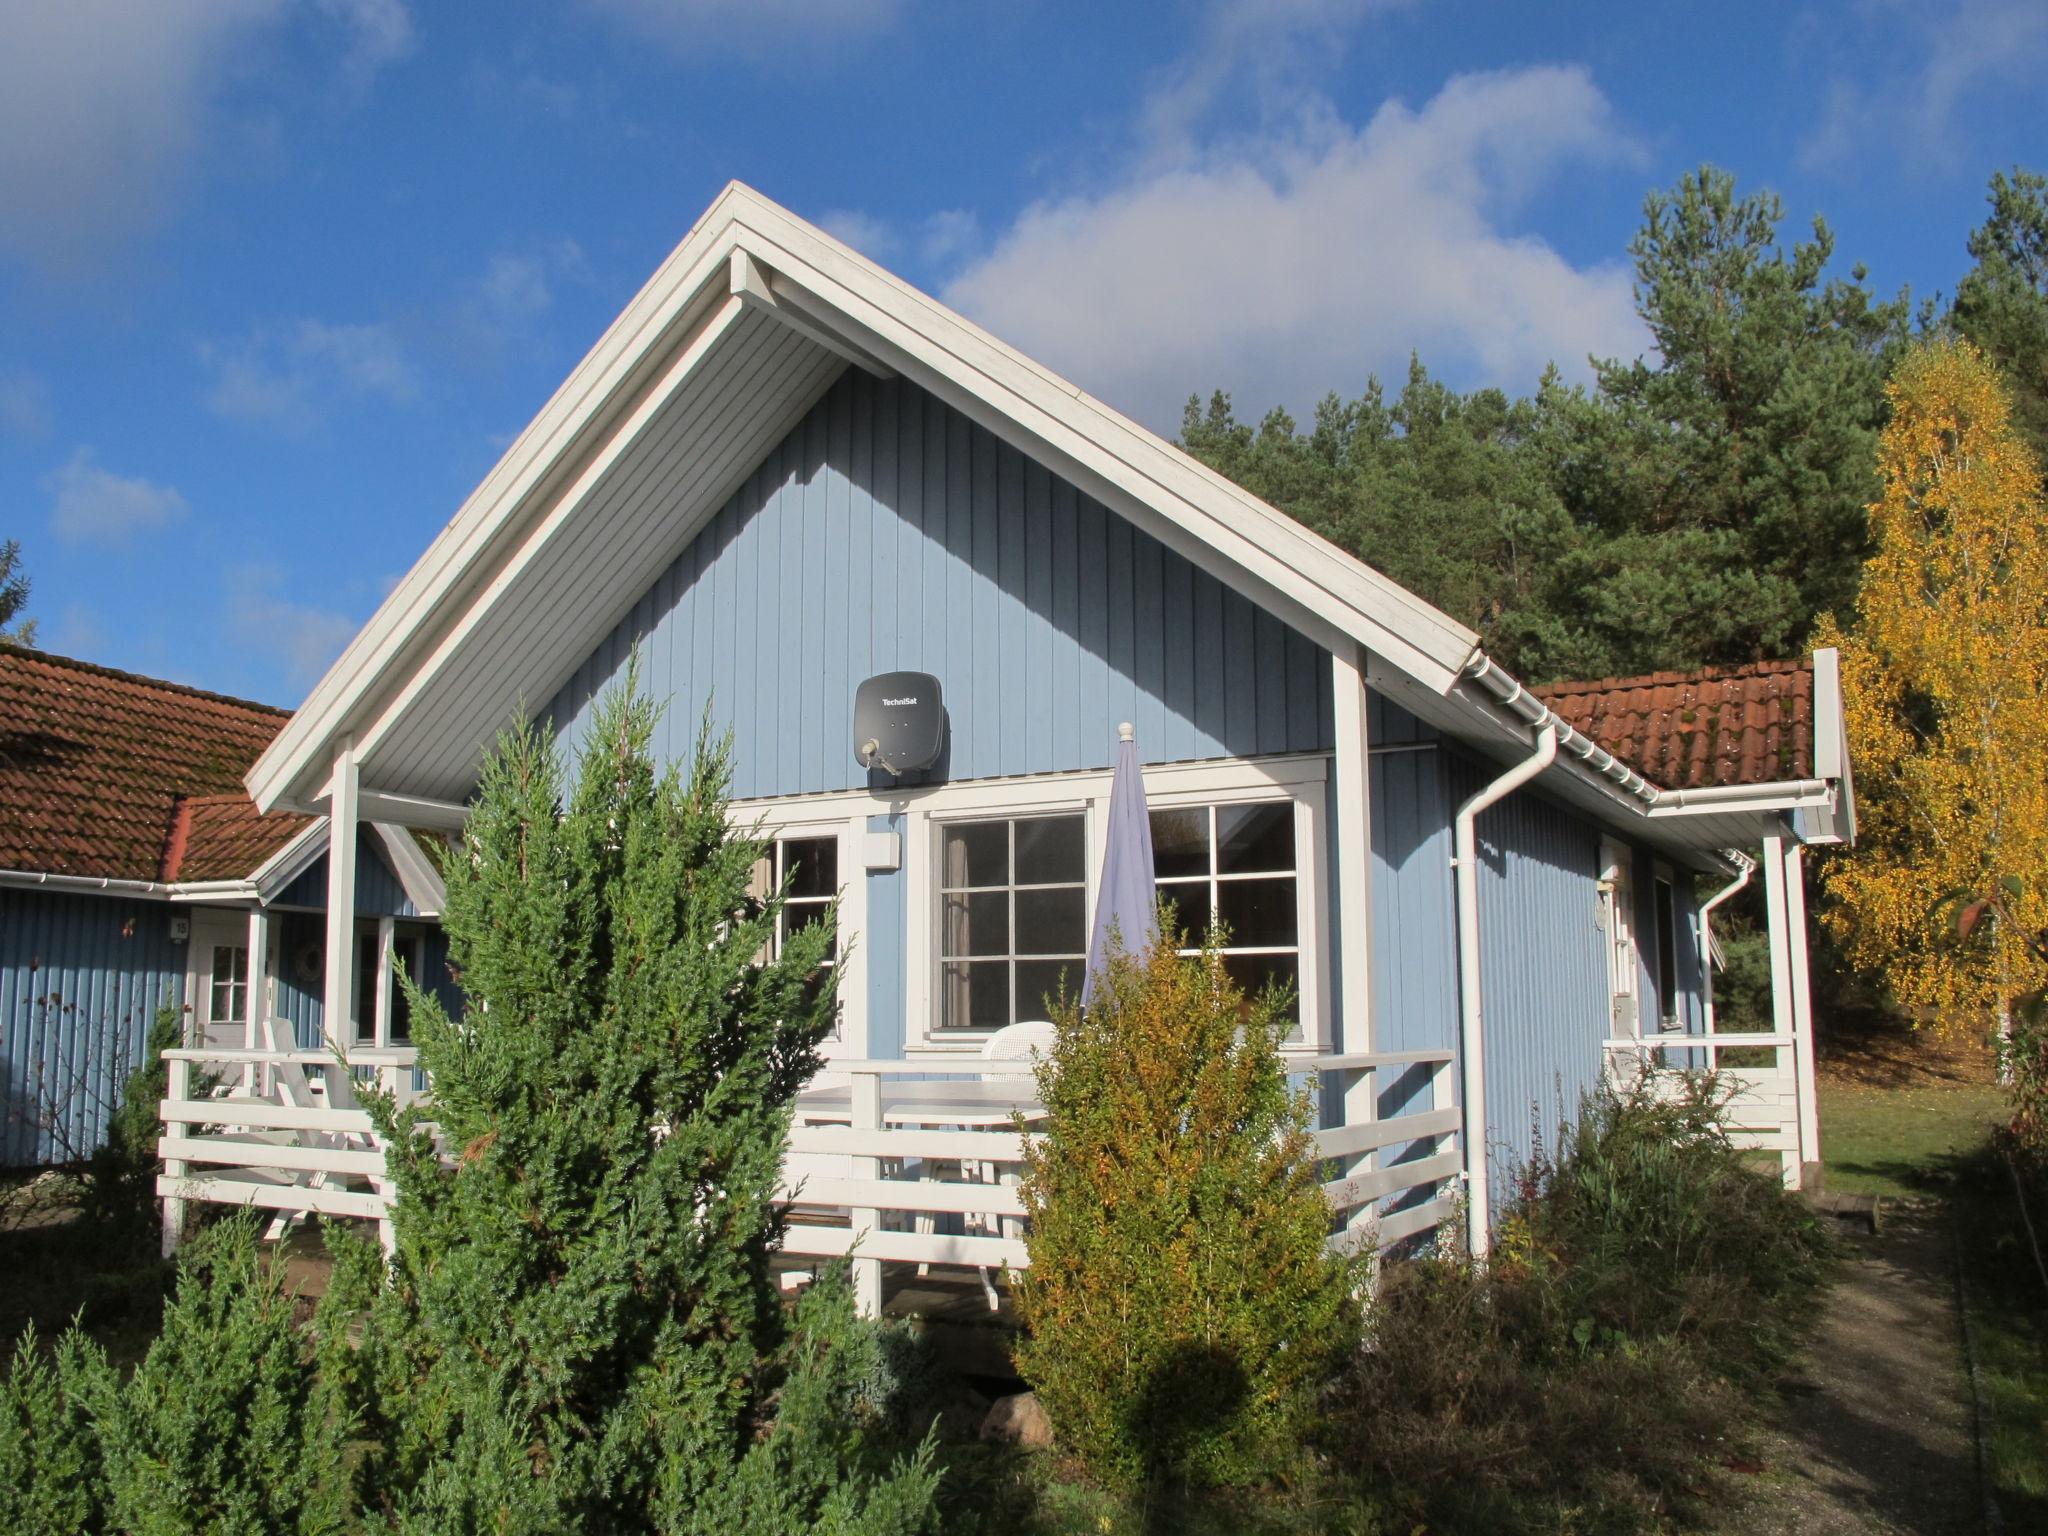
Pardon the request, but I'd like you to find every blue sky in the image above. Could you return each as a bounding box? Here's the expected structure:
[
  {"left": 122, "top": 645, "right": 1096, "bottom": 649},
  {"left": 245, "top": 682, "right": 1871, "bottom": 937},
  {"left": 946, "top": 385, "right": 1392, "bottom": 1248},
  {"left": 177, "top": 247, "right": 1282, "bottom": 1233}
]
[{"left": 3, "top": 0, "right": 2045, "bottom": 708}]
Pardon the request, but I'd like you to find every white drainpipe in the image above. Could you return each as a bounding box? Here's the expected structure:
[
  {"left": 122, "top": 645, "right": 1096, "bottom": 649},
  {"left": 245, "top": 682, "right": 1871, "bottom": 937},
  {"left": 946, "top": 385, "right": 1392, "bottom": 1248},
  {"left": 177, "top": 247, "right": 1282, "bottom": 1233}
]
[
  {"left": 1697, "top": 853, "right": 1755, "bottom": 1036},
  {"left": 1453, "top": 721, "right": 1559, "bottom": 1259}
]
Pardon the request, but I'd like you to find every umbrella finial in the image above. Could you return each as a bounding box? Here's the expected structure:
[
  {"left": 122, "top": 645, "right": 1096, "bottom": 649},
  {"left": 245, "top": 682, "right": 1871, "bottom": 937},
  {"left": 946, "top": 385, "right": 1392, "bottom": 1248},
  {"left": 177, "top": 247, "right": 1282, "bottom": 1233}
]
[{"left": 1117, "top": 721, "right": 1134, "bottom": 742}]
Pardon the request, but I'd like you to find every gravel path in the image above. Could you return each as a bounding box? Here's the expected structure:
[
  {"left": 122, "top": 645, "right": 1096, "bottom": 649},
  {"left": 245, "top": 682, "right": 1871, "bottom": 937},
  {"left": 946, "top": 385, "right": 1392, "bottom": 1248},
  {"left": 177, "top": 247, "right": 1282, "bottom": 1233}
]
[{"left": 1712, "top": 1205, "right": 1983, "bottom": 1535}]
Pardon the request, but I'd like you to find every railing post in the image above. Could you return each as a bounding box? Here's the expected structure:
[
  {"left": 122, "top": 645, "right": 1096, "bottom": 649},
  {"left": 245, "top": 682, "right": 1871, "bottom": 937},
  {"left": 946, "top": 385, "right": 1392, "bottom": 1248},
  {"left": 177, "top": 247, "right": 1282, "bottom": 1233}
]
[
  {"left": 374, "top": 1060, "right": 400, "bottom": 1257},
  {"left": 161, "top": 1054, "right": 190, "bottom": 1258},
  {"left": 1340, "top": 1063, "right": 1377, "bottom": 1247},
  {"left": 1432, "top": 1054, "right": 1457, "bottom": 1239},
  {"left": 850, "top": 1070, "right": 883, "bottom": 1318}
]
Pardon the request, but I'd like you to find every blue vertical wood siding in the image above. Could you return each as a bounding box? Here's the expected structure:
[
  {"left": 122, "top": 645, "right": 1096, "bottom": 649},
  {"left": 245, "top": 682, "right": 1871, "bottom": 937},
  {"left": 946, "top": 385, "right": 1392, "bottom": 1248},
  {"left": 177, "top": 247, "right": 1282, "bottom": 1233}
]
[
  {"left": 1451, "top": 757, "right": 1613, "bottom": 1205},
  {"left": 548, "top": 372, "right": 1334, "bottom": 793},
  {"left": 1, "top": 888, "right": 187, "bottom": 1167},
  {"left": 272, "top": 833, "right": 417, "bottom": 917}
]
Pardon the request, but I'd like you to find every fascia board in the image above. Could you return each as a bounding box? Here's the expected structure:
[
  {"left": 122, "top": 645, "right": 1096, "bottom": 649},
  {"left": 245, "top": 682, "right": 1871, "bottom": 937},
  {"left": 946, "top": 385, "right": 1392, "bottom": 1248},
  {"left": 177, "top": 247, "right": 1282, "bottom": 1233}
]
[
  {"left": 251, "top": 817, "right": 331, "bottom": 901},
  {"left": 346, "top": 291, "right": 756, "bottom": 775},
  {"left": 247, "top": 193, "right": 755, "bottom": 812},
  {"left": 368, "top": 822, "right": 447, "bottom": 917},
  {"left": 724, "top": 209, "right": 1479, "bottom": 690}
]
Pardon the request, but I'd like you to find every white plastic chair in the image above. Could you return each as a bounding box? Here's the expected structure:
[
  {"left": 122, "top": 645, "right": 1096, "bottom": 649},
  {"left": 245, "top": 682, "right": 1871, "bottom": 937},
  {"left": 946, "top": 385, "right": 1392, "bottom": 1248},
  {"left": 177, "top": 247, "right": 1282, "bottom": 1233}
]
[{"left": 964, "top": 1021, "right": 1057, "bottom": 1308}]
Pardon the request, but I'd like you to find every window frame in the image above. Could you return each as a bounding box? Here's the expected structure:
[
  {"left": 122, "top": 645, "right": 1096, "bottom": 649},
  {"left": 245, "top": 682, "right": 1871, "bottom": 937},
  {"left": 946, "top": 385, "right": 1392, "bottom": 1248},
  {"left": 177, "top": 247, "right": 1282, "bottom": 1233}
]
[
  {"left": 739, "top": 811, "right": 868, "bottom": 1059},
  {"left": 902, "top": 754, "right": 1330, "bottom": 1057},
  {"left": 935, "top": 810, "right": 1091, "bottom": 1034},
  {"left": 761, "top": 829, "right": 850, "bottom": 1043}
]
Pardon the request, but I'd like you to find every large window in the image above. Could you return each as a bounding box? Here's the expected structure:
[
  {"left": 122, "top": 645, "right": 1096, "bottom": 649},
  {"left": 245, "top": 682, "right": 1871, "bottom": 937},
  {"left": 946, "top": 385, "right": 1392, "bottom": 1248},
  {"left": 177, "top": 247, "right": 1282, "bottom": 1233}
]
[
  {"left": 1151, "top": 801, "right": 1300, "bottom": 1026},
  {"left": 770, "top": 835, "right": 841, "bottom": 1037},
  {"left": 938, "top": 813, "right": 1087, "bottom": 1031},
  {"left": 353, "top": 923, "right": 427, "bottom": 1046}
]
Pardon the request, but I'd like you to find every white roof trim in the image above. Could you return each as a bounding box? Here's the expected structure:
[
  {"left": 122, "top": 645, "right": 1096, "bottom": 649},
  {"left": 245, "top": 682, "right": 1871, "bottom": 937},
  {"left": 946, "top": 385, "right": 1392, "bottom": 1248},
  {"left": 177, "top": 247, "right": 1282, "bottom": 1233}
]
[
  {"left": 368, "top": 822, "right": 446, "bottom": 917},
  {"left": 246, "top": 183, "right": 1479, "bottom": 815}
]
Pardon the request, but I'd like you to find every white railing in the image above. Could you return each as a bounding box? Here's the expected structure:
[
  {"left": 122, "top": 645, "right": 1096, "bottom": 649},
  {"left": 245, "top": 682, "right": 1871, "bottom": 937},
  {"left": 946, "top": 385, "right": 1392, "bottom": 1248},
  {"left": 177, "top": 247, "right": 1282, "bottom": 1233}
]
[
  {"left": 157, "top": 1042, "right": 422, "bottom": 1256},
  {"left": 1603, "top": 1031, "right": 1802, "bottom": 1186},
  {"left": 158, "top": 1044, "right": 1466, "bottom": 1306},
  {"left": 778, "top": 1049, "right": 1464, "bottom": 1311}
]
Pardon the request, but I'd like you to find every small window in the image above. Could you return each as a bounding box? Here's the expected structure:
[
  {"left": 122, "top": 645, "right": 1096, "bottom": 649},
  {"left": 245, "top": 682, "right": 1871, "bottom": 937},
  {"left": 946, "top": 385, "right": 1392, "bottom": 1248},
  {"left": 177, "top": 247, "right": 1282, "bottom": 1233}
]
[
  {"left": 756, "top": 835, "right": 842, "bottom": 1038},
  {"left": 209, "top": 945, "right": 249, "bottom": 1029},
  {"left": 938, "top": 813, "right": 1087, "bottom": 1030},
  {"left": 1152, "top": 801, "right": 1301, "bottom": 1030},
  {"left": 1653, "top": 877, "right": 1679, "bottom": 1026}
]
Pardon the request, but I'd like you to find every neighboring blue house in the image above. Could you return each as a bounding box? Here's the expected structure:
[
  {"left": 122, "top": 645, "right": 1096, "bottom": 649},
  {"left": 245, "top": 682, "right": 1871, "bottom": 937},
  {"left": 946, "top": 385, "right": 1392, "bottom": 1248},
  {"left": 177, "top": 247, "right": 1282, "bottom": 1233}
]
[
  {"left": 0, "top": 648, "right": 450, "bottom": 1167},
  {"left": 238, "top": 185, "right": 1854, "bottom": 1255}
]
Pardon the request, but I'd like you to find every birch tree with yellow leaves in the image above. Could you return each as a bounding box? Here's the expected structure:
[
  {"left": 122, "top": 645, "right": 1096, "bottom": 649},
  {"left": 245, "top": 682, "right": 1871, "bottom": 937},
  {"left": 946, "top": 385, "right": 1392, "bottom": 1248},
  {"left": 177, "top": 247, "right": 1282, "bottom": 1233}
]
[{"left": 1821, "top": 339, "right": 2048, "bottom": 1142}]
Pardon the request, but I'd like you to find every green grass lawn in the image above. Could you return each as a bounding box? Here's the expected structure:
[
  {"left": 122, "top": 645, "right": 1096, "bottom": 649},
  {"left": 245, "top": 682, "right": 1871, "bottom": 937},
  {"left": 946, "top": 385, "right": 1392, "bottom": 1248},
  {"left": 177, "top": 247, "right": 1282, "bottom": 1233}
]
[
  {"left": 1819, "top": 1074, "right": 2006, "bottom": 1200},
  {"left": 1817, "top": 1052, "right": 2048, "bottom": 1523}
]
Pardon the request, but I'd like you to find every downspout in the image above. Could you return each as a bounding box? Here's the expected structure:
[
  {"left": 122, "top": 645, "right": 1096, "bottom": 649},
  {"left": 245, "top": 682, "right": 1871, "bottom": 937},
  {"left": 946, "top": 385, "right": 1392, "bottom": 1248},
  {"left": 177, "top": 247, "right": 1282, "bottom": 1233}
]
[
  {"left": 1697, "top": 853, "right": 1755, "bottom": 1034},
  {"left": 1454, "top": 721, "right": 1559, "bottom": 1259}
]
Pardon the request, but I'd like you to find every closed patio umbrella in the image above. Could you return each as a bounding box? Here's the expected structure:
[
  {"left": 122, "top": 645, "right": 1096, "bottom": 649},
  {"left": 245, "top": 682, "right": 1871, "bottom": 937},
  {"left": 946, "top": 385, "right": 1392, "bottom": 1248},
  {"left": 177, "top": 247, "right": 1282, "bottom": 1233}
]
[{"left": 1081, "top": 722, "right": 1157, "bottom": 1007}]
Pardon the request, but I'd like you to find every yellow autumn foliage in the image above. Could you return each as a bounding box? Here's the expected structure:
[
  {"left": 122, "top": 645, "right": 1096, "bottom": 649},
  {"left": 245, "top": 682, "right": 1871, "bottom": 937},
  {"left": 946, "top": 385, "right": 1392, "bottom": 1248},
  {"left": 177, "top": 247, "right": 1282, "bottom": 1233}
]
[{"left": 1821, "top": 338, "right": 2048, "bottom": 1033}]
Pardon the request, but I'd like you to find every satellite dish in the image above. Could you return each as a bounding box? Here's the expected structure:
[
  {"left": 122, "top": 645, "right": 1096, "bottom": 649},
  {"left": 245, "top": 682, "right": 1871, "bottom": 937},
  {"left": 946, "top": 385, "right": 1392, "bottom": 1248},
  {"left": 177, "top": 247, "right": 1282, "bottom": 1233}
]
[{"left": 854, "top": 672, "right": 946, "bottom": 776}]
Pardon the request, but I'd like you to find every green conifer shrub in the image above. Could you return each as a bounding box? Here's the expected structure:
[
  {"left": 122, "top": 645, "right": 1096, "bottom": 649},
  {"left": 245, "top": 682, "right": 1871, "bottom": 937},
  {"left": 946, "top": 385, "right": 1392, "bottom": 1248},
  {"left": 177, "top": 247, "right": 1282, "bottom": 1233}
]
[
  {"left": 0, "top": 1326, "right": 106, "bottom": 1535},
  {"left": 353, "top": 683, "right": 937, "bottom": 1533},
  {"left": 1012, "top": 923, "right": 1364, "bottom": 1494},
  {"left": 81, "top": 1004, "right": 183, "bottom": 1254}
]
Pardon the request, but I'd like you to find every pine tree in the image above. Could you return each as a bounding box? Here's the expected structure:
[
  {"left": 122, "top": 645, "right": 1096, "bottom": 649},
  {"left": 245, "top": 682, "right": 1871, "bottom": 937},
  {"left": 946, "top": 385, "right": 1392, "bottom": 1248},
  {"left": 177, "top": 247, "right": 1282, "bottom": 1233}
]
[
  {"left": 1952, "top": 167, "right": 2048, "bottom": 472},
  {"left": 355, "top": 681, "right": 937, "bottom": 1533},
  {"left": 0, "top": 538, "right": 34, "bottom": 648},
  {"left": 1013, "top": 922, "right": 1363, "bottom": 1493}
]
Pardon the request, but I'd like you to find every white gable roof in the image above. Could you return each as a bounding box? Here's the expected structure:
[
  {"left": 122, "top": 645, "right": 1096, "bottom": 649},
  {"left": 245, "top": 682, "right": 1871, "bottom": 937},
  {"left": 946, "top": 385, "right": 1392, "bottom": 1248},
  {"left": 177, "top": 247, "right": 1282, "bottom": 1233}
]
[{"left": 246, "top": 183, "right": 1845, "bottom": 866}]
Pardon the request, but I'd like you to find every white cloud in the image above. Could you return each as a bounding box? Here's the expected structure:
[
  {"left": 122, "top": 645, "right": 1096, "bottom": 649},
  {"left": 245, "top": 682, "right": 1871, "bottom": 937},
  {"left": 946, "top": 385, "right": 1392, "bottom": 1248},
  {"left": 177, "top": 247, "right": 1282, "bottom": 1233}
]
[
  {"left": 201, "top": 318, "right": 417, "bottom": 433},
  {"left": 45, "top": 603, "right": 106, "bottom": 661},
  {"left": 43, "top": 450, "right": 190, "bottom": 546},
  {"left": 814, "top": 207, "right": 982, "bottom": 269},
  {"left": 227, "top": 564, "right": 359, "bottom": 690},
  {"left": 1799, "top": 0, "right": 2048, "bottom": 173},
  {"left": 0, "top": 372, "right": 54, "bottom": 439},
  {"left": 317, "top": 0, "right": 417, "bottom": 100},
  {"left": 943, "top": 66, "right": 1648, "bottom": 432},
  {"left": 586, "top": 0, "right": 904, "bottom": 58},
  {"left": 451, "top": 240, "right": 591, "bottom": 361},
  {"left": 0, "top": 1, "right": 413, "bottom": 270}
]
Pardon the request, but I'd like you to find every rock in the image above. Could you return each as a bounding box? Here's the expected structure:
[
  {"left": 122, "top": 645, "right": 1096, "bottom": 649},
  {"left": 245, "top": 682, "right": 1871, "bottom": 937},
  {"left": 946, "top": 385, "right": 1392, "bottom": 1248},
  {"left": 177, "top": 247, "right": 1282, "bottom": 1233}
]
[{"left": 979, "top": 1390, "right": 1052, "bottom": 1450}]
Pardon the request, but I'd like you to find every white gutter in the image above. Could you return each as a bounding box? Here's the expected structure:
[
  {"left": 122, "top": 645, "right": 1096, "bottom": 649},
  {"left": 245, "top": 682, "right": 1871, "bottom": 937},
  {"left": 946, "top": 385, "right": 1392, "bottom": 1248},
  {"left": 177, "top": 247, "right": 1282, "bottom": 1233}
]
[
  {"left": 1459, "top": 656, "right": 1658, "bottom": 806},
  {"left": 0, "top": 868, "right": 171, "bottom": 899},
  {"left": 1452, "top": 720, "right": 1559, "bottom": 1259},
  {"left": 1697, "top": 851, "right": 1756, "bottom": 1032}
]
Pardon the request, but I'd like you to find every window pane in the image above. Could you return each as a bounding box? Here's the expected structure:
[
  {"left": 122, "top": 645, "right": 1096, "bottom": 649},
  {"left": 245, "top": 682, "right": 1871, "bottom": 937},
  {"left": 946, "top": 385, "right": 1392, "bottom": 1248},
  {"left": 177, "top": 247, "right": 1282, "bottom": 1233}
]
[
  {"left": 1015, "top": 886, "right": 1085, "bottom": 956},
  {"left": 211, "top": 945, "right": 243, "bottom": 985},
  {"left": 940, "top": 890, "right": 1009, "bottom": 958},
  {"left": 1150, "top": 807, "right": 1209, "bottom": 879},
  {"left": 1216, "top": 802, "right": 1294, "bottom": 874},
  {"left": 941, "top": 822, "right": 1009, "bottom": 888},
  {"left": 1016, "top": 959, "right": 1078, "bottom": 1021},
  {"left": 1014, "top": 815, "right": 1084, "bottom": 885},
  {"left": 940, "top": 961, "right": 1010, "bottom": 1030},
  {"left": 1155, "top": 878, "right": 1213, "bottom": 938},
  {"left": 1217, "top": 876, "right": 1298, "bottom": 949},
  {"left": 355, "top": 935, "right": 378, "bottom": 1044},
  {"left": 1223, "top": 953, "right": 1299, "bottom": 1021},
  {"left": 784, "top": 837, "right": 838, "bottom": 899},
  {"left": 783, "top": 898, "right": 836, "bottom": 959}
]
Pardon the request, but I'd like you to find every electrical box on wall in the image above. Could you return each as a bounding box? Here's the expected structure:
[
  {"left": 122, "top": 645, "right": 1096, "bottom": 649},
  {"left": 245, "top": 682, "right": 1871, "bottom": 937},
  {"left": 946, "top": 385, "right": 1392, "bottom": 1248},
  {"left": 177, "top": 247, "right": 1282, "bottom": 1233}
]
[{"left": 853, "top": 672, "right": 945, "bottom": 777}]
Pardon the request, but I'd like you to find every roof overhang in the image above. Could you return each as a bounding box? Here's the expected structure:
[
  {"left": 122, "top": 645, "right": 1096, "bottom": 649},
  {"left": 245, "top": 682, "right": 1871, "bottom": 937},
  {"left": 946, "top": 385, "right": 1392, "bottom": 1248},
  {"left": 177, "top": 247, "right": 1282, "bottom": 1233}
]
[
  {"left": 246, "top": 183, "right": 1481, "bottom": 818},
  {"left": 244, "top": 183, "right": 1854, "bottom": 877}
]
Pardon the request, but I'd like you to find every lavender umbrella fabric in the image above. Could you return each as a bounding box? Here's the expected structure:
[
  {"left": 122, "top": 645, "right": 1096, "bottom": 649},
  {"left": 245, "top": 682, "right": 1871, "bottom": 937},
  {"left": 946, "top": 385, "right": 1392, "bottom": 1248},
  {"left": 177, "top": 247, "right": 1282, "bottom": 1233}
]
[{"left": 1081, "top": 723, "right": 1158, "bottom": 1007}]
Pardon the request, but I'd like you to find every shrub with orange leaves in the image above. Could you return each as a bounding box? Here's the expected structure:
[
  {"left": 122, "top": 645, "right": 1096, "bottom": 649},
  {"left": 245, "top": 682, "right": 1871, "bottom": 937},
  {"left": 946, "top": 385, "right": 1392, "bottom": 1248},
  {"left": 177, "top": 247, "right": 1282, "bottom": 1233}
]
[
  {"left": 1011, "top": 919, "right": 1364, "bottom": 1493},
  {"left": 1821, "top": 339, "right": 2048, "bottom": 1138}
]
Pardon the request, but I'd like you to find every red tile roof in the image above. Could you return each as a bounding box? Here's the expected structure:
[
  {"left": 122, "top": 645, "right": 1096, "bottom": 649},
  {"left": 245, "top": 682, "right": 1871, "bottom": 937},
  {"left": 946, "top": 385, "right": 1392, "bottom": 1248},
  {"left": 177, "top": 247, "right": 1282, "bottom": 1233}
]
[
  {"left": 1533, "top": 657, "right": 1814, "bottom": 793},
  {"left": 0, "top": 648, "right": 309, "bottom": 883}
]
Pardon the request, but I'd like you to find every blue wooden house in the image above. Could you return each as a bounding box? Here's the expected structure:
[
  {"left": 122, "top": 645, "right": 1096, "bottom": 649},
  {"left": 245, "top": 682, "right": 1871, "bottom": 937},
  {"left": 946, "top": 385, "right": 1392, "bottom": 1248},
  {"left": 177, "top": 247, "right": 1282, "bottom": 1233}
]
[
  {"left": 209, "top": 185, "right": 1850, "bottom": 1278},
  {"left": 0, "top": 648, "right": 449, "bottom": 1168}
]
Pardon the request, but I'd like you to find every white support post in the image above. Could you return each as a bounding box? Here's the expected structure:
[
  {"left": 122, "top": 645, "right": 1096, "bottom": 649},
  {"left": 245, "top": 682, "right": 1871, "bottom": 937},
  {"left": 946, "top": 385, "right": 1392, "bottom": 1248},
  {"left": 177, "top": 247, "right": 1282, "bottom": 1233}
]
[
  {"left": 323, "top": 743, "right": 359, "bottom": 1051},
  {"left": 161, "top": 1054, "right": 190, "bottom": 1257},
  {"left": 850, "top": 1071, "right": 883, "bottom": 1319},
  {"left": 1782, "top": 842, "right": 1822, "bottom": 1179},
  {"left": 1761, "top": 832, "right": 1811, "bottom": 1187},
  {"left": 375, "top": 916, "right": 396, "bottom": 1050},
  {"left": 1330, "top": 645, "right": 1374, "bottom": 1058},
  {"left": 244, "top": 908, "right": 269, "bottom": 1094}
]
